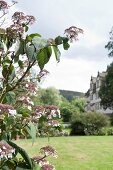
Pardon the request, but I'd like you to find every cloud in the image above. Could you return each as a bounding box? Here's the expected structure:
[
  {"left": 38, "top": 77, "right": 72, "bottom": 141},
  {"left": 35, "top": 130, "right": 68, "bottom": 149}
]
[
  {"left": 41, "top": 57, "right": 112, "bottom": 92},
  {"left": 62, "top": 41, "right": 109, "bottom": 61}
]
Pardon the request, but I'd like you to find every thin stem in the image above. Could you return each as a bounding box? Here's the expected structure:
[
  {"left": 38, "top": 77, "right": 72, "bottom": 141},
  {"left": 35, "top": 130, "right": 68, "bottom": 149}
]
[{"left": 10, "top": 60, "right": 36, "bottom": 91}]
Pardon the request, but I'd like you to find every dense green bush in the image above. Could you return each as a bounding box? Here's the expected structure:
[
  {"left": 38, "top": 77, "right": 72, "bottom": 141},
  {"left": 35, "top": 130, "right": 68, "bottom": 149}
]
[
  {"left": 70, "top": 112, "right": 85, "bottom": 135},
  {"left": 106, "top": 127, "right": 113, "bottom": 135},
  {"left": 70, "top": 112, "right": 110, "bottom": 135},
  {"left": 98, "top": 127, "right": 113, "bottom": 136},
  {"left": 60, "top": 101, "right": 77, "bottom": 122}
]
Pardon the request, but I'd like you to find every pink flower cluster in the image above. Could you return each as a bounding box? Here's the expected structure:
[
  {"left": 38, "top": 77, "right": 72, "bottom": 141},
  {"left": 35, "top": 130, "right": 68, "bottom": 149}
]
[
  {"left": 40, "top": 145, "right": 58, "bottom": 158},
  {"left": 0, "top": 0, "right": 8, "bottom": 11},
  {"left": 32, "top": 155, "right": 55, "bottom": 170},
  {"left": 65, "top": 26, "right": 83, "bottom": 42},
  {"left": 38, "top": 70, "right": 49, "bottom": 81},
  {"left": 6, "top": 11, "right": 35, "bottom": 38},
  {"left": 41, "top": 164, "right": 55, "bottom": 170},
  {"left": 32, "top": 146, "right": 57, "bottom": 169},
  {"left": 32, "top": 105, "right": 60, "bottom": 126},
  {"left": 12, "top": 11, "right": 35, "bottom": 25},
  {"left": 0, "top": 140, "right": 15, "bottom": 159},
  {"left": 21, "top": 81, "right": 37, "bottom": 94},
  {"left": 0, "top": 103, "right": 16, "bottom": 116},
  {"left": 32, "top": 155, "right": 49, "bottom": 167},
  {"left": 16, "top": 94, "right": 34, "bottom": 109},
  {"left": 48, "top": 120, "right": 60, "bottom": 127}
]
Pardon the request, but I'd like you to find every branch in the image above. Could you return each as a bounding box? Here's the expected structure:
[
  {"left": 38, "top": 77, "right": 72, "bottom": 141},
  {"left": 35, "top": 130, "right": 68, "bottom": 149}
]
[{"left": 10, "top": 60, "right": 36, "bottom": 91}]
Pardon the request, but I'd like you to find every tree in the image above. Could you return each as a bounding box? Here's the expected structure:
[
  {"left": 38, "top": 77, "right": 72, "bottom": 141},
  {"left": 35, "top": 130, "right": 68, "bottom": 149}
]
[
  {"left": 60, "top": 100, "right": 76, "bottom": 122},
  {"left": 0, "top": 1, "right": 83, "bottom": 169},
  {"left": 60, "top": 97, "right": 86, "bottom": 123},
  {"left": 99, "top": 27, "right": 113, "bottom": 109},
  {"left": 40, "top": 87, "right": 62, "bottom": 106},
  {"left": 71, "top": 97, "right": 86, "bottom": 113},
  {"left": 99, "top": 62, "right": 113, "bottom": 109}
]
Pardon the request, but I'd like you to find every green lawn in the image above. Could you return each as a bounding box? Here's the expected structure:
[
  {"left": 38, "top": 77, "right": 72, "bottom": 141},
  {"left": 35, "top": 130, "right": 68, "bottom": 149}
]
[{"left": 16, "top": 136, "right": 113, "bottom": 170}]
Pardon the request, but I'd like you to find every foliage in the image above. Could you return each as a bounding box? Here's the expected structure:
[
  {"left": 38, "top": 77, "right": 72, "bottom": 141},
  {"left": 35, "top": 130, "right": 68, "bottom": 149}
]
[
  {"left": 70, "top": 112, "right": 85, "bottom": 135},
  {"left": 99, "top": 62, "right": 113, "bottom": 109},
  {"left": 71, "top": 97, "right": 86, "bottom": 113},
  {"left": 35, "top": 87, "right": 62, "bottom": 106},
  {"left": 105, "top": 28, "right": 113, "bottom": 57},
  {"left": 105, "top": 127, "right": 113, "bottom": 135},
  {"left": 83, "top": 112, "right": 110, "bottom": 135},
  {"left": 0, "top": 1, "right": 83, "bottom": 169},
  {"left": 70, "top": 112, "right": 110, "bottom": 135},
  {"left": 60, "top": 97, "right": 86, "bottom": 123},
  {"left": 60, "top": 100, "right": 77, "bottom": 122},
  {"left": 100, "top": 27, "right": 113, "bottom": 109},
  {"left": 98, "top": 127, "right": 113, "bottom": 136}
]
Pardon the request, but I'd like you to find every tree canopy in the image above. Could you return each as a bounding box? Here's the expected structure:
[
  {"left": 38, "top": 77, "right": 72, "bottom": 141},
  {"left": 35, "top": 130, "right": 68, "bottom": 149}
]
[{"left": 99, "top": 62, "right": 113, "bottom": 109}]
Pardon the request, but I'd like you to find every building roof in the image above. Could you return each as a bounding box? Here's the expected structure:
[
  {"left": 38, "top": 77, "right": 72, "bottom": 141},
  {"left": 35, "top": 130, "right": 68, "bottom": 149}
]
[
  {"left": 91, "top": 76, "right": 96, "bottom": 83},
  {"left": 97, "top": 71, "right": 107, "bottom": 78}
]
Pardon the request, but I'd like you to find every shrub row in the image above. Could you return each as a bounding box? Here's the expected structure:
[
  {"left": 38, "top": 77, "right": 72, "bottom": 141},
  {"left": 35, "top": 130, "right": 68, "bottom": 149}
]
[{"left": 70, "top": 112, "right": 110, "bottom": 136}]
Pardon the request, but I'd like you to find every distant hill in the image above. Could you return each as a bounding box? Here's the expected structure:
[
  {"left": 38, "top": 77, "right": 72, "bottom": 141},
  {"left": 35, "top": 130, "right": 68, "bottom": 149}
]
[{"left": 59, "top": 90, "right": 84, "bottom": 101}]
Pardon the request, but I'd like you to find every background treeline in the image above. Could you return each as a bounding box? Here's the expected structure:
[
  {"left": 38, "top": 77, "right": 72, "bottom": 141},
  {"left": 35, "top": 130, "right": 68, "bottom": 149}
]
[{"left": 59, "top": 90, "right": 84, "bottom": 101}]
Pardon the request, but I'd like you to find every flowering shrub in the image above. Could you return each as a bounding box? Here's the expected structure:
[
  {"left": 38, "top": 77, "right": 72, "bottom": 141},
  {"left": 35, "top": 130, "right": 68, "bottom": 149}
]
[{"left": 0, "top": 1, "right": 83, "bottom": 169}]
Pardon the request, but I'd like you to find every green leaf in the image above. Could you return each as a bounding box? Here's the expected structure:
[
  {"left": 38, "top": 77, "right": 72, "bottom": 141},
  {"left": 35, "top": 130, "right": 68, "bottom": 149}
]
[
  {"left": 2, "top": 166, "right": 9, "bottom": 170},
  {"left": 62, "top": 37, "right": 69, "bottom": 43},
  {"left": 27, "top": 122, "right": 37, "bottom": 145},
  {"left": 3, "top": 160, "right": 16, "bottom": 170},
  {"left": 0, "top": 41, "right": 4, "bottom": 49},
  {"left": 63, "top": 42, "right": 70, "bottom": 50},
  {"left": 53, "top": 46, "right": 61, "bottom": 62},
  {"left": 55, "top": 36, "right": 63, "bottom": 45},
  {"left": 18, "top": 60, "right": 24, "bottom": 69},
  {"left": 37, "top": 47, "right": 52, "bottom": 70},
  {"left": 26, "top": 45, "right": 36, "bottom": 61},
  {"left": 32, "top": 37, "right": 48, "bottom": 51},
  {"left": 2, "top": 65, "right": 8, "bottom": 78},
  {"left": 6, "top": 91, "right": 16, "bottom": 104},
  {"left": 2, "top": 64, "right": 15, "bottom": 80},
  {"left": 15, "top": 41, "right": 25, "bottom": 62},
  {"left": 27, "top": 33, "right": 41, "bottom": 42},
  {"left": 25, "top": 25, "right": 29, "bottom": 32},
  {"left": 7, "top": 141, "right": 33, "bottom": 169},
  {"left": 0, "top": 28, "right": 5, "bottom": 34},
  {"left": 2, "top": 64, "right": 14, "bottom": 78}
]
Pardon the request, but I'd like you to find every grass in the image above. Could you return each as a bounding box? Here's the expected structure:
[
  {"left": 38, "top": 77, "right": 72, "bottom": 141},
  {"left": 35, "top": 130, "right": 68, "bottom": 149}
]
[{"left": 16, "top": 136, "right": 113, "bottom": 170}]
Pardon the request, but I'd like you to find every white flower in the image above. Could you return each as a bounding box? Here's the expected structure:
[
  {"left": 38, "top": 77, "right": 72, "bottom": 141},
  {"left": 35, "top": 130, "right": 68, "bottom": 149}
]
[
  {"left": 25, "top": 84, "right": 29, "bottom": 88},
  {"left": 7, "top": 153, "right": 12, "bottom": 158},
  {"left": 8, "top": 109, "right": 17, "bottom": 116},
  {"left": 28, "top": 106, "right": 32, "bottom": 110},
  {"left": 29, "top": 101, "right": 34, "bottom": 105},
  {"left": 2, "top": 146, "right": 6, "bottom": 150},
  {"left": 57, "top": 109, "right": 61, "bottom": 118}
]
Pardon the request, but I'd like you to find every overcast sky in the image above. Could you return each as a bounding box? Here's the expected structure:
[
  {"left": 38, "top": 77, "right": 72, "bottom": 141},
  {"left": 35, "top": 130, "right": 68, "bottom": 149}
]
[{"left": 8, "top": 0, "right": 113, "bottom": 92}]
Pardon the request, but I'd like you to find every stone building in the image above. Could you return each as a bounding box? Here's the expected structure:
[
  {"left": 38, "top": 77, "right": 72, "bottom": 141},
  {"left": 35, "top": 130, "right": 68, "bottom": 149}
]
[{"left": 85, "top": 71, "right": 112, "bottom": 114}]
